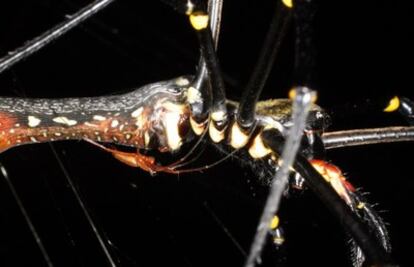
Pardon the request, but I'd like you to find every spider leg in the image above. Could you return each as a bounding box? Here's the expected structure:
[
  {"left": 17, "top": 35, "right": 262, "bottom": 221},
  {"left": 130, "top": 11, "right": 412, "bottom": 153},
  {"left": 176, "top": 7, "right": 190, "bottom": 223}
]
[
  {"left": 236, "top": 1, "right": 292, "bottom": 130},
  {"left": 161, "top": 1, "right": 228, "bottom": 142},
  {"left": 84, "top": 138, "right": 179, "bottom": 175},
  {"left": 243, "top": 1, "right": 317, "bottom": 266},
  {"left": 348, "top": 191, "right": 392, "bottom": 267},
  {"left": 230, "top": 0, "right": 292, "bottom": 152},
  {"left": 323, "top": 96, "right": 414, "bottom": 149},
  {"left": 185, "top": 1, "right": 229, "bottom": 142},
  {"left": 262, "top": 128, "right": 396, "bottom": 267},
  {"left": 310, "top": 159, "right": 356, "bottom": 206},
  {"left": 0, "top": 0, "right": 116, "bottom": 74},
  {"left": 322, "top": 126, "right": 414, "bottom": 149},
  {"left": 310, "top": 159, "right": 393, "bottom": 266},
  {"left": 290, "top": 135, "right": 393, "bottom": 266},
  {"left": 246, "top": 0, "right": 397, "bottom": 265},
  {"left": 245, "top": 87, "right": 315, "bottom": 267}
]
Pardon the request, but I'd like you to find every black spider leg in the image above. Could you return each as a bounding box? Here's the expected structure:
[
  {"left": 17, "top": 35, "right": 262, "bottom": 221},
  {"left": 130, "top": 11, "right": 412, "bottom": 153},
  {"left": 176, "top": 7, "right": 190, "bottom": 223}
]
[
  {"left": 261, "top": 129, "right": 395, "bottom": 267},
  {"left": 244, "top": 88, "right": 315, "bottom": 267},
  {"left": 323, "top": 96, "right": 414, "bottom": 149},
  {"left": 0, "top": 0, "right": 116, "bottom": 74},
  {"left": 282, "top": 0, "right": 320, "bottom": 195},
  {"left": 322, "top": 126, "right": 414, "bottom": 149},
  {"left": 199, "top": 0, "right": 224, "bottom": 122},
  {"left": 293, "top": 0, "right": 394, "bottom": 266},
  {"left": 346, "top": 190, "right": 392, "bottom": 267},
  {"left": 186, "top": 1, "right": 229, "bottom": 133},
  {"left": 161, "top": 0, "right": 228, "bottom": 134},
  {"left": 292, "top": 0, "right": 316, "bottom": 88},
  {"left": 157, "top": 0, "right": 227, "bottom": 165},
  {"left": 236, "top": 1, "right": 292, "bottom": 129},
  {"left": 243, "top": 1, "right": 315, "bottom": 266},
  {"left": 247, "top": 0, "right": 396, "bottom": 266}
]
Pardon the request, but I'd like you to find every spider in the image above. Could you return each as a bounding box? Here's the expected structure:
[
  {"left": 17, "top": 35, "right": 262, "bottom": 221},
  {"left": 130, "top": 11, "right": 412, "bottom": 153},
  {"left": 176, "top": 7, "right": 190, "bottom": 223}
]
[{"left": 0, "top": 0, "right": 413, "bottom": 267}]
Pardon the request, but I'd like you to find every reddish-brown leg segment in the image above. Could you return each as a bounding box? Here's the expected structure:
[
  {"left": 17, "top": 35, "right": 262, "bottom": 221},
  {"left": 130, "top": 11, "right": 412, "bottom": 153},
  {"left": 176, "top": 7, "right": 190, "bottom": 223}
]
[{"left": 84, "top": 139, "right": 180, "bottom": 175}]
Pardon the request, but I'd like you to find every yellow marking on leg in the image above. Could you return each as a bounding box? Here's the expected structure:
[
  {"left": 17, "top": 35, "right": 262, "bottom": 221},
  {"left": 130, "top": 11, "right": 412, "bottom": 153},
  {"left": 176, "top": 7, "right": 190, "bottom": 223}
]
[
  {"left": 248, "top": 134, "right": 272, "bottom": 159},
  {"left": 357, "top": 202, "right": 365, "bottom": 209},
  {"left": 211, "top": 110, "right": 226, "bottom": 122},
  {"left": 209, "top": 122, "right": 226, "bottom": 143},
  {"left": 282, "top": 0, "right": 293, "bottom": 8},
  {"left": 189, "top": 12, "right": 209, "bottom": 30},
  {"left": 209, "top": 111, "right": 227, "bottom": 142},
  {"left": 230, "top": 123, "right": 249, "bottom": 149},
  {"left": 190, "top": 117, "right": 206, "bottom": 136},
  {"left": 289, "top": 88, "right": 318, "bottom": 103},
  {"left": 270, "top": 215, "right": 280, "bottom": 230},
  {"left": 384, "top": 96, "right": 400, "bottom": 112}
]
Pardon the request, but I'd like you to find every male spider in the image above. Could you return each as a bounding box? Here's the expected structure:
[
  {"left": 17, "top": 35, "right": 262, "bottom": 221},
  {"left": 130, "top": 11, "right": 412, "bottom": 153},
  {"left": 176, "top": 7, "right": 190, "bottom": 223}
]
[{"left": 0, "top": 0, "right": 413, "bottom": 267}]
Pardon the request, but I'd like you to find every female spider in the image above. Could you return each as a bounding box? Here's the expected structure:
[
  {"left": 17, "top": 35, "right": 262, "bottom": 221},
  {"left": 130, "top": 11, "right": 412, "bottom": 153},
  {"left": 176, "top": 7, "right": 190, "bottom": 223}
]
[{"left": 0, "top": 0, "right": 413, "bottom": 267}]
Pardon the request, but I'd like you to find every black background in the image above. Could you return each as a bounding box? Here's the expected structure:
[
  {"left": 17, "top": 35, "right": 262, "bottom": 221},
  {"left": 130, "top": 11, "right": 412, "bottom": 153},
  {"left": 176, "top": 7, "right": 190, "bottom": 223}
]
[{"left": 0, "top": 0, "right": 413, "bottom": 266}]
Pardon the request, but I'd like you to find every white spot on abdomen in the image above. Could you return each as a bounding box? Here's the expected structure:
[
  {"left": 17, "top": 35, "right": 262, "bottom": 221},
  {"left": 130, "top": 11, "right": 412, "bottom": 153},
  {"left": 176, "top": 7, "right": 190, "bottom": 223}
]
[
  {"left": 131, "top": 107, "right": 143, "bottom": 118},
  {"left": 164, "top": 111, "right": 182, "bottom": 151},
  {"left": 111, "top": 120, "right": 119, "bottom": 128},
  {"left": 28, "top": 116, "right": 41, "bottom": 127},
  {"left": 84, "top": 122, "right": 98, "bottom": 128},
  {"left": 53, "top": 116, "right": 77, "bottom": 126},
  {"left": 93, "top": 115, "right": 106, "bottom": 121}
]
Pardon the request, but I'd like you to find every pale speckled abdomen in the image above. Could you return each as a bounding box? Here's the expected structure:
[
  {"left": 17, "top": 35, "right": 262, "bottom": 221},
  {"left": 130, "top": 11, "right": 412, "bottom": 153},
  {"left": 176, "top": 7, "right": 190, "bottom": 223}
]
[{"left": 0, "top": 77, "right": 193, "bottom": 153}]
